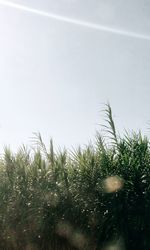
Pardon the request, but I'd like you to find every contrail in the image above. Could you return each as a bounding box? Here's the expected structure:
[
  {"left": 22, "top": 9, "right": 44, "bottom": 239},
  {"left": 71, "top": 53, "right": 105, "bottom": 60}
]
[{"left": 0, "top": 0, "right": 150, "bottom": 41}]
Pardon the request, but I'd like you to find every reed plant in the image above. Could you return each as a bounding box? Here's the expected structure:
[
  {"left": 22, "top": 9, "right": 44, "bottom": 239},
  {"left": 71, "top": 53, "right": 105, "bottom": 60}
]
[{"left": 0, "top": 104, "right": 150, "bottom": 250}]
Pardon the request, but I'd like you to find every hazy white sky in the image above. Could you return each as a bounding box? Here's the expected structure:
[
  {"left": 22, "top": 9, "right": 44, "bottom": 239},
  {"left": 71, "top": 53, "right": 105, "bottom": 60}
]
[{"left": 0, "top": 0, "right": 150, "bottom": 152}]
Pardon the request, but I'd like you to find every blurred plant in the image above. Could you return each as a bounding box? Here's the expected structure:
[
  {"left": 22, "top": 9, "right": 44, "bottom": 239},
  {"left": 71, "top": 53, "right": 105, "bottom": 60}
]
[{"left": 0, "top": 105, "right": 150, "bottom": 249}]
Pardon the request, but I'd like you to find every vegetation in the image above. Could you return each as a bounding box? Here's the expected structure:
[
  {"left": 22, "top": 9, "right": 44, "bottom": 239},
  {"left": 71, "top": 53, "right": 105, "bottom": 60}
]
[{"left": 0, "top": 104, "right": 150, "bottom": 250}]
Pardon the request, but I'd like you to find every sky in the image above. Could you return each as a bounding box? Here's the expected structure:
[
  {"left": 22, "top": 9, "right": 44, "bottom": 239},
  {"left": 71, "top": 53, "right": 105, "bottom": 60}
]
[{"left": 0, "top": 0, "right": 150, "bottom": 152}]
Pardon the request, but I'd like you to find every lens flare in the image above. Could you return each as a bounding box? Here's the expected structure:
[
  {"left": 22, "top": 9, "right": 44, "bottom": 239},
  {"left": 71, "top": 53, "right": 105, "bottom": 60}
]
[{"left": 103, "top": 176, "right": 124, "bottom": 193}]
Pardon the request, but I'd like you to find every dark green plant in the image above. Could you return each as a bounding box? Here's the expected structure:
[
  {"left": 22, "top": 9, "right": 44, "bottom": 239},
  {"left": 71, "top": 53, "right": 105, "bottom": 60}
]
[{"left": 0, "top": 105, "right": 150, "bottom": 250}]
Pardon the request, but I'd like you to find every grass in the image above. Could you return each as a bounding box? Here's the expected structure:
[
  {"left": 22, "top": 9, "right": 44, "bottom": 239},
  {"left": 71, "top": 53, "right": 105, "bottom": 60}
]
[{"left": 0, "top": 104, "right": 150, "bottom": 249}]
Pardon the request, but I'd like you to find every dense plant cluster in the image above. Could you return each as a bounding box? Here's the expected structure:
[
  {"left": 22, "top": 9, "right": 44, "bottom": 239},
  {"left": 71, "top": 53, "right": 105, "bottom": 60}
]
[{"left": 0, "top": 105, "right": 150, "bottom": 250}]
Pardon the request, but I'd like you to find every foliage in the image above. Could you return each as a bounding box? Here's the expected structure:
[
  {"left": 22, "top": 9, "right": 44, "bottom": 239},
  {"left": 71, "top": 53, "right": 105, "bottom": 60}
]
[{"left": 0, "top": 104, "right": 150, "bottom": 249}]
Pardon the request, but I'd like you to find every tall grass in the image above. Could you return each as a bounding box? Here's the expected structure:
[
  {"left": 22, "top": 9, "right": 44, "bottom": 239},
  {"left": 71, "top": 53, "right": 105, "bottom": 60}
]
[{"left": 0, "top": 105, "right": 150, "bottom": 250}]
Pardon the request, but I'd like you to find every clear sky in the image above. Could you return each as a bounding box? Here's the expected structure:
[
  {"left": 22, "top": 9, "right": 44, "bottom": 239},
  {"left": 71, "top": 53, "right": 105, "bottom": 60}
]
[{"left": 0, "top": 0, "right": 150, "bottom": 152}]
